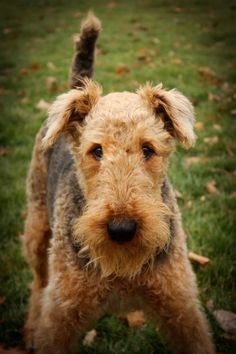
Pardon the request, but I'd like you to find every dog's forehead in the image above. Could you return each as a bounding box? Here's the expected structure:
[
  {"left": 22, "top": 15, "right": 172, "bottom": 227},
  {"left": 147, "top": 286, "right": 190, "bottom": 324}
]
[{"left": 91, "top": 91, "right": 150, "bottom": 119}]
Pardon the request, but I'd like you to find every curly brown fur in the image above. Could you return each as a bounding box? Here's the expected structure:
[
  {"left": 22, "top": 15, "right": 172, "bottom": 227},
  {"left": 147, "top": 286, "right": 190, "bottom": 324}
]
[{"left": 22, "top": 13, "right": 215, "bottom": 354}]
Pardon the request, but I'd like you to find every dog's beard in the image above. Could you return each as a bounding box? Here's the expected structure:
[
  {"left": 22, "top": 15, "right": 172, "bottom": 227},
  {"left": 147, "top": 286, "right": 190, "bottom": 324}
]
[{"left": 73, "top": 197, "right": 171, "bottom": 278}]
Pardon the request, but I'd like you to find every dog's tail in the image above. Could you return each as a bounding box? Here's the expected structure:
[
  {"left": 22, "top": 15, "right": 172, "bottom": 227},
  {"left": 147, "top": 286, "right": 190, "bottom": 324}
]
[{"left": 69, "top": 12, "right": 101, "bottom": 88}]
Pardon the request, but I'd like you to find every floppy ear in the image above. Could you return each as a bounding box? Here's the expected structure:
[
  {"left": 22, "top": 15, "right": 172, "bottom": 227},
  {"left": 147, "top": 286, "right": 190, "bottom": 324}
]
[
  {"left": 42, "top": 79, "right": 101, "bottom": 149},
  {"left": 138, "top": 83, "right": 196, "bottom": 148}
]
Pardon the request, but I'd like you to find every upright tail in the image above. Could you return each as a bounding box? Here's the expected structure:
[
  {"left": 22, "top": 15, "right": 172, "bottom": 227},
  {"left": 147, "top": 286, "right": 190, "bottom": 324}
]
[{"left": 69, "top": 12, "right": 101, "bottom": 89}]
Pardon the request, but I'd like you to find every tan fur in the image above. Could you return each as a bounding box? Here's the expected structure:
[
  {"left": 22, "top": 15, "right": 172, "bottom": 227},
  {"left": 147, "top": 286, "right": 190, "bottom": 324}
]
[{"left": 21, "top": 14, "right": 215, "bottom": 354}]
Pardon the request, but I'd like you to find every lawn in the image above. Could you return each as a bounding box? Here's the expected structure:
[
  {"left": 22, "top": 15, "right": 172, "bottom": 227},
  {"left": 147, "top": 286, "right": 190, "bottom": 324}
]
[{"left": 0, "top": 0, "right": 235, "bottom": 353}]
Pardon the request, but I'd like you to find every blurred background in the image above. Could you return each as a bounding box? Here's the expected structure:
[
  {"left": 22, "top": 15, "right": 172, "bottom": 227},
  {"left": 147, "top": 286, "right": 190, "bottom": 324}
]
[{"left": 0, "top": 0, "right": 235, "bottom": 353}]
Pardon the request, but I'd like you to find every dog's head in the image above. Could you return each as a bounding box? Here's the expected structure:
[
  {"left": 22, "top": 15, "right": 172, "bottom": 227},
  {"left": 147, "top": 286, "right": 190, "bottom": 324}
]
[{"left": 43, "top": 79, "right": 195, "bottom": 278}]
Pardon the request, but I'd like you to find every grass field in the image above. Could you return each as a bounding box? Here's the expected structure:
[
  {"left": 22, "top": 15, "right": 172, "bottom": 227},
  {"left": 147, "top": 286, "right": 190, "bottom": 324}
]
[{"left": 0, "top": 0, "right": 235, "bottom": 353}]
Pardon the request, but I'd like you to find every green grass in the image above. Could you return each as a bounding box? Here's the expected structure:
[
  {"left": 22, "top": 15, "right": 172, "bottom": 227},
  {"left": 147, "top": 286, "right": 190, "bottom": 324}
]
[{"left": 0, "top": 0, "right": 235, "bottom": 353}]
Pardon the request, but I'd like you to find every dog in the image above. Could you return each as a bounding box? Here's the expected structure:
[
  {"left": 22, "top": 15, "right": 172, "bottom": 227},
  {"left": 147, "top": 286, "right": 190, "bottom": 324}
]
[{"left": 22, "top": 12, "right": 215, "bottom": 354}]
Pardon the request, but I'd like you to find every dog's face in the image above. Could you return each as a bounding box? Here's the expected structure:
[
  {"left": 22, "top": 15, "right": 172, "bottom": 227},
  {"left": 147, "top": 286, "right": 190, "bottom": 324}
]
[{"left": 43, "top": 80, "right": 195, "bottom": 278}]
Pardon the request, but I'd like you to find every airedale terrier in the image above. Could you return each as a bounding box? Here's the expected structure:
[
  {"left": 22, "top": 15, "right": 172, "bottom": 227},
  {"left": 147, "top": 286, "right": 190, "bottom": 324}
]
[{"left": 22, "top": 13, "right": 215, "bottom": 354}]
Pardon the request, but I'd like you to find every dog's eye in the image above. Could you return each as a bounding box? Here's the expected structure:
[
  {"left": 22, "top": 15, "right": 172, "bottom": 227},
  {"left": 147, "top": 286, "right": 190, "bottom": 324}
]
[
  {"left": 142, "top": 146, "right": 154, "bottom": 160},
  {"left": 91, "top": 146, "right": 103, "bottom": 161}
]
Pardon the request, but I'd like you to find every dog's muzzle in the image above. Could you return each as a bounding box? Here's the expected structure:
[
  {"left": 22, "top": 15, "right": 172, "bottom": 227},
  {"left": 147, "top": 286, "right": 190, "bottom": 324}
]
[{"left": 107, "top": 218, "right": 137, "bottom": 243}]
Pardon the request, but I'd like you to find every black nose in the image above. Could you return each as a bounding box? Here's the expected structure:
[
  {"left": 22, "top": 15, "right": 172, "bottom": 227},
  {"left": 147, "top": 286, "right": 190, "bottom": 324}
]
[{"left": 107, "top": 219, "right": 137, "bottom": 243}]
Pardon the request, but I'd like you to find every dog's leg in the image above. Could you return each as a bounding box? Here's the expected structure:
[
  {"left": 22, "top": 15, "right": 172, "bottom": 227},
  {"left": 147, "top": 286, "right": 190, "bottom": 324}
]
[
  {"left": 144, "top": 251, "right": 215, "bottom": 354},
  {"left": 34, "top": 259, "right": 107, "bottom": 354},
  {"left": 22, "top": 127, "right": 51, "bottom": 350}
]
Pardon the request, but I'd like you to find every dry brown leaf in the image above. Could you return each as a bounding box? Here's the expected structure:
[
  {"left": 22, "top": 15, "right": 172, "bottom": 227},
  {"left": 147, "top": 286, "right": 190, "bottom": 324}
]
[
  {"left": 47, "top": 62, "right": 56, "bottom": 70},
  {"left": 73, "top": 11, "right": 82, "bottom": 19},
  {"left": 197, "top": 66, "right": 216, "bottom": 79},
  {"left": 188, "top": 252, "right": 210, "bottom": 266},
  {"left": 183, "top": 200, "right": 192, "bottom": 209},
  {"left": 126, "top": 310, "right": 146, "bottom": 328},
  {"left": 230, "top": 109, "right": 236, "bottom": 115},
  {"left": 208, "top": 92, "right": 220, "bottom": 102},
  {"left": 206, "top": 180, "right": 219, "bottom": 194},
  {"left": 36, "top": 99, "right": 50, "bottom": 111},
  {"left": 213, "top": 124, "right": 222, "bottom": 132},
  {"left": 152, "top": 37, "right": 160, "bottom": 44},
  {"left": 3, "top": 27, "right": 13, "bottom": 34},
  {"left": 174, "top": 6, "right": 182, "bottom": 13},
  {"left": 30, "top": 63, "right": 40, "bottom": 71},
  {"left": 174, "top": 189, "right": 183, "bottom": 199},
  {"left": 20, "top": 68, "right": 30, "bottom": 76},
  {"left": 0, "top": 346, "right": 28, "bottom": 354},
  {"left": 136, "top": 48, "right": 151, "bottom": 62},
  {"left": 220, "top": 332, "right": 236, "bottom": 341},
  {"left": 226, "top": 145, "right": 234, "bottom": 157},
  {"left": 115, "top": 64, "right": 129, "bottom": 76},
  {"left": 46, "top": 76, "right": 58, "bottom": 92},
  {"left": 0, "top": 296, "right": 6, "bottom": 305},
  {"left": 173, "top": 41, "right": 181, "bottom": 49},
  {"left": 83, "top": 329, "right": 97, "bottom": 346},
  {"left": 195, "top": 121, "right": 204, "bottom": 131},
  {"left": 171, "top": 58, "right": 183, "bottom": 65},
  {"left": 203, "top": 136, "right": 219, "bottom": 145},
  {"left": 183, "top": 156, "right": 208, "bottom": 168},
  {"left": 20, "top": 96, "right": 30, "bottom": 105},
  {"left": 0, "top": 147, "right": 14, "bottom": 156},
  {"left": 107, "top": 2, "right": 117, "bottom": 9},
  {"left": 212, "top": 310, "right": 236, "bottom": 334}
]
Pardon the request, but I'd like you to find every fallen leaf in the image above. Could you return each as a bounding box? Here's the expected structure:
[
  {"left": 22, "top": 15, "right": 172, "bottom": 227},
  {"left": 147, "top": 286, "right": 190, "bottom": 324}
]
[
  {"left": 135, "top": 25, "right": 149, "bottom": 32},
  {"left": 83, "top": 329, "right": 97, "bottom": 346},
  {"left": 0, "top": 296, "right": 6, "bottom": 305},
  {"left": 152, "top": 37, "right": 160, "bottom": 45},
  {"left": 197, "top": 66, "right": 219, "bottom": 85},
  {"left": 195, "top": 121, "right": 204, "bottom": 131},
  {"left": 184, "top": 200, "right": 192, "bottom": 209},
  {"left": 115, "top": 64, "right": 129, "bottom": 76},
  {"left": 0, "top": 147, "right": 14, "bottom": 156},
  {"left": 136, "top": 48, "right": 151, "bottom": 63},
  {"left": 20, "top": 96, "right": 30, "bottom": 105},
  {"left": 73, "top": 11, "right": 82, "bottom": 19},
  {"left": 230, "top": 109, "right": 236, "bottom": 115},
  {"left": 174, "top": 189, "right": 183, "bottom": 199},
  {"left": 183, "top": 156, "right": 208, "bottom": 168},
  {"left": 226, "top": 145, "right": 234, "bottom": 157},
  {"left": 221, "top": 82, "right": 231, "bottom": 93},
  {"left": 107, "top": 2, "right": 117, "bottom": 9},
  {"left": 188, "top": 251, "right": 210, "bottom": 266},
  {"left": 0, "top": 346, "right": 28, "bottom": 354},
  {"left": 126, "top": 310, "right": 146, "bottom": 328},
  {"left": 47, "top": 62, "right": 56, "bottom": 70},
  {"left": 198, "top": 66, "right": 216, "bottom": 78},
  {"left": 46, "top": 76, "right": 58, "bottom": 92},
  {"left": 3, "top": 28, "right": 13, "bottom": 34},
  {"left": 203, "top": 136, "right": 219, "bottom": 145},
  {"left": 36, "top": 99, "right": 50, "bottom": 111},
  {"left": 174, "top": 6, "right": 182, "bottom": 13},
  {"left": 220, "top": 332, "right": 236, "bottom": 341},
  {"left": 213, "top": 124, "right": 222, "bottom": 132},
  {"left": 206, "top": 180, "right": 219, "bottom": 194},
  {"left": 173, "top": 41, "right": 181, "bottom": 49},
  {"left": 30, "top": 63, "right": 40, "bottom": 71},
  {"left": 208, "top": 92, "right": 220, "bottom": 102},
  {"left": 20, "top": 68, "right": 30, "bottom": 76},
  {"left": 212, "top": 310, "right": 236, "bottom": 334},
  {"left": 171, "top": 58, "right": 182, "bottom": 65}
]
